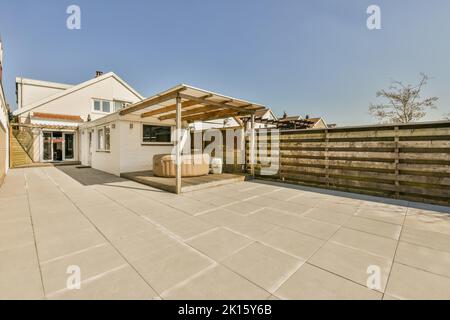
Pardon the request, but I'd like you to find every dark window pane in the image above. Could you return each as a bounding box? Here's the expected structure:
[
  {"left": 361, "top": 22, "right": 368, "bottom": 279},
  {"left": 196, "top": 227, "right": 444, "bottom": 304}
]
[
  {"left": 142, "top": 125, "right": 171, "bottom": 143},
  {"left": 94, "top": 100, "right": 101, "bottom": 111},
  {"left": 102, "top": 101, "right": 111, "bottom": 113}
]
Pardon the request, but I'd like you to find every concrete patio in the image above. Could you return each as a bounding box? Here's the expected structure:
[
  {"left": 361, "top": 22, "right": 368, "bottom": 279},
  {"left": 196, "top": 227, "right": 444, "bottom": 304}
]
[{"left": 1, "top": 165, "right": 450, "bottom": 300}]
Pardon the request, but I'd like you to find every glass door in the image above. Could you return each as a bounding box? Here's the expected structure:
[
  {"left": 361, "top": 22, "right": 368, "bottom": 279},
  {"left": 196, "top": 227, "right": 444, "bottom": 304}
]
[
  {"left": 52, "top": 132, "right": 63, "bottom": 161},
  {"left": 43, "top": 132, "right": 52, "bottom": 161},
  {"left": 64, "top": 133, "right": 75, "bottom": 160}
]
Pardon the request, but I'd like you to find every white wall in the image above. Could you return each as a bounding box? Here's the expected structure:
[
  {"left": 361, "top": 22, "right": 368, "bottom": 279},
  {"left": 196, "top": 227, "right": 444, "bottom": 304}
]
[
  {"left": 0, "top": 83, "right": 8, "bottom": 177},
  {"left": 17, "top": 78, "right": 72, "bottom": 110},
  {"left": 118, "top": 120, "right": 174, "bottom": 174},
  {"left": 80, "top": 115, "right": 176, "bottom": 176},
  {"left": 88, "top": 121, "right": 121, "bottom": 175}
]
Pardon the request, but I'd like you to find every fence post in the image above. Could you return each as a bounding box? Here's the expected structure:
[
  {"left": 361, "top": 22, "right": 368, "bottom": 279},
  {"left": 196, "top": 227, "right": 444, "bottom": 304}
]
[
  {"left": 325, "top": 129, "right": 330, "bottom": 188},
  {"left": 394, "top": 126, "right": 400, "bottom": 198},
  {"left": 278, "top": 130, "right": 282, "bottom": 181},
  {"left": 9, "top": 124, "right": 12, "bottom": 168}
]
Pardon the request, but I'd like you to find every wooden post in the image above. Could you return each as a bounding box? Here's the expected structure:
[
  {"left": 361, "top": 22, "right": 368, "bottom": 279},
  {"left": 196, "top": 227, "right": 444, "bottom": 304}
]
[
  {"left": 175, "top": 93, "right": 182, "bottom": 194},
  {"left": 394, "top": 126, "right": 400, "bottom": 198},
  {"left": 9, "top": 125, "right": 12, "bottom": 169},
  {"left": 250, "top": 114, "right": 255, "bottom": 178},
  {"left": 325, "top": 129, "right": 330, "bottom": 188}
]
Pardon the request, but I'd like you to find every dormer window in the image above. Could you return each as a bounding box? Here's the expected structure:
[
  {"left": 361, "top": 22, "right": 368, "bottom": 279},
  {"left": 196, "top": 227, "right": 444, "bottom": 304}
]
[
  {"left": 93, "top": 100, "right": 101, "bottom": 112},
  {"left": 92, "top": 99, "right": 112, "bottom": 113},
  {"left": 93, "top": 99, "right": 130, "bottom": 114},
  {"left": 113, "top": 100, "right": 130, "bottom": 112}
]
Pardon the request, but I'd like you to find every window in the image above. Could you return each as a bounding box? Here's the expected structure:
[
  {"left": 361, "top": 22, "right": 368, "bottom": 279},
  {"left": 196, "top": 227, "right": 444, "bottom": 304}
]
[
  {"left": 105, "top": 127, "right": 111, "bottom": 150},
  {"left": 102, "top": 101, "right": 110, "bottom": 113},
  {"left": 97, "top": 126, "right": 111, "bottom": 151},
  {"left": 93, "top": 100, "right": 101, "bottom": 111},
  {"left": 142, "top": 125, "right": 171, "bottom": 143},
  {"left": 97, "top": 128, "right": 104, "bottom": 150},
  {"left": 114, "top": 101, "right": 130, "bottom": 112},
  {"left": 92, "top": 99, "right": 114, "bottom": 113}
]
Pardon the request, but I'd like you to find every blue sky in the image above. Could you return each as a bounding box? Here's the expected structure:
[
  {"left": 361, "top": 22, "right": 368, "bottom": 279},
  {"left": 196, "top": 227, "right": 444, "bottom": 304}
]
[{"left": 0, "top": 0, "right": 449, "bottom": 125}]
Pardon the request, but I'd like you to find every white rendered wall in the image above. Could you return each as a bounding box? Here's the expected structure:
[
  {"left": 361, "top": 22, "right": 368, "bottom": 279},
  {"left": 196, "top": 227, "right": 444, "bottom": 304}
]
[{"left": 118, "top": 120, "right": 174, "bottom": 174}]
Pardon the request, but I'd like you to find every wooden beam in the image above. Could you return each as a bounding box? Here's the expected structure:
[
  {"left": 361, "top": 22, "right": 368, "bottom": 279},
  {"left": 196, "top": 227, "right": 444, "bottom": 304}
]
[
  {"left": 179, "top": 93, "right": 257, "bottom": 114},
  {"left": 183, "top": 110, "right": 243, "bottom": 123},
  {"left": 250, "top": 114, "right": 255, "bottom": 178},
  {"left": 140, "top": 103, "right": 183, "bottom": 118},
  {"left": 141, "top": 94, "right": 213, "bottom": 118},
  {"left": 119, "top": 90, "right": 184, "bottom": 115},
  {"left": 159, "top": 105, "right": 224, "bottom": 120},
  {"left": 175, "top": 94, "right": 182, "bottom": 195}
]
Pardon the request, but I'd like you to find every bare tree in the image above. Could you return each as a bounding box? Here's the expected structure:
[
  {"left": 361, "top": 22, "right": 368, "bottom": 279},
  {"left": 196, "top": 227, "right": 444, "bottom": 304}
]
[{"left": 369, "top": 73, "right": 438, "bottom": 123}]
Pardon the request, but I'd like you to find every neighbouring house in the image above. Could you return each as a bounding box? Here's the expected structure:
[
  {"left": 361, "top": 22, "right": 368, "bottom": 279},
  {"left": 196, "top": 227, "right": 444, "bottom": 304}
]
[
  {"left": 0, "top": 35, "right": 9, "bottom": 184},
  {"left": 193, "top": 108, "right": 277, "bottom": 130},
  {"left": 12, "top": 72, "right": 143, "bottom": 165},
  {"left": 276, "top": 114, "right": 329, "bottom": 129},
  {"left": 304, "top": 116, "right": 328, "bottom": 129}
]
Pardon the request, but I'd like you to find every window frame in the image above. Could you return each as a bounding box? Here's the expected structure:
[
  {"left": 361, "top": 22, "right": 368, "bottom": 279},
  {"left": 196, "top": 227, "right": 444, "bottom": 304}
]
[
  {"left": 96, "top": 125, "right": 111, "bottom": 152},
  {"left": 141, "top": 123, "right": 173, "bottom": 145},
  {"left": 113, "top": 100, "right": 131, "bottom": 112},
  {"left": 92, "top": 99, "right": 115, "bottom": 114}
]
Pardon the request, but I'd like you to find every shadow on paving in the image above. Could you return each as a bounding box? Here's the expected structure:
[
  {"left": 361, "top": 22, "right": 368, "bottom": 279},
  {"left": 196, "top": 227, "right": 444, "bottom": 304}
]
[
  {"left": 55, "top": 165, "right": 167, "bottom": 194},
  {"left": 253, "top": 178, "right": 450, "bottom": 215}
]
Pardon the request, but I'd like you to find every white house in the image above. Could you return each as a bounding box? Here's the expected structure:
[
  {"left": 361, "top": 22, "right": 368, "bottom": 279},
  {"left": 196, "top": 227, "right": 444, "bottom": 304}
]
[
  {"left": 0, "top": 36, "right": 9, "bottom": 184},
  {"left": 13, "top": 72, "right": 143, "bottom": 163}
]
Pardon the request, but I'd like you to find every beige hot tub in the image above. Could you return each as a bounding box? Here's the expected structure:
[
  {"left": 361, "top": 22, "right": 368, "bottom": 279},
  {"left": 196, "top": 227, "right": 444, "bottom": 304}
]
[{"left": 153, "top": 154, "right": 210, "bottom": 177}]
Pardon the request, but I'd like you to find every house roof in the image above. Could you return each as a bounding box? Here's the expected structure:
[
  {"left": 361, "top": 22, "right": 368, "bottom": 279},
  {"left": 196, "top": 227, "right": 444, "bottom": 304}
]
[
  {"left": 119, "top": 84, "right": 267, "bottom": 123},
  {"left": 254, "top": 108, "right": 278, "bottom": 119},
  {"left": 306, "top": 117, "right": 327, "bottom": 128},
  {"left": 15, "top": 77, "right": 74, "bottom": 90},
  {"left": 280, "top": 115, "right": 303, "bottom": 121},
  {"left": 11, "top": 122, "right": 78, "bottom": 130},
  {"left": 32, "top": 112, "right": 84, "bottom": 122},
  {"left": 14, "top": 72, "right": 144, "bottom": 116}
]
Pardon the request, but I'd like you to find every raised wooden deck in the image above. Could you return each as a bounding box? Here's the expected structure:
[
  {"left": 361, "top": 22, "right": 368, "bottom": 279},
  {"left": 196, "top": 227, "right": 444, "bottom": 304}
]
[{"left": 120, "top": 171, "right": 249, "bottom": 193}]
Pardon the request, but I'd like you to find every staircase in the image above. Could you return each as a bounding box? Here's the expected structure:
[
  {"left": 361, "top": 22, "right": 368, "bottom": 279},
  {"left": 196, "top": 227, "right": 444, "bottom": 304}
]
[{"left": 10, "top": 127, "right": 34, "bottom": 167}]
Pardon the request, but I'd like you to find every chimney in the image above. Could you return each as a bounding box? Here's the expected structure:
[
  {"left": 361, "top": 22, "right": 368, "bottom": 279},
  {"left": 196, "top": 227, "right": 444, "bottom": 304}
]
[{"left": 95, "top": 71, "right": 104, "bottom": 78}]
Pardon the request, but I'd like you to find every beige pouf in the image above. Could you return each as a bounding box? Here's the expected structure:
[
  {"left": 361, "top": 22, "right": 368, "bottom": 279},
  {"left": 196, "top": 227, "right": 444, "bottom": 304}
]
[{"left": 153, "top": 154, "right": 210, "bottom": 177}]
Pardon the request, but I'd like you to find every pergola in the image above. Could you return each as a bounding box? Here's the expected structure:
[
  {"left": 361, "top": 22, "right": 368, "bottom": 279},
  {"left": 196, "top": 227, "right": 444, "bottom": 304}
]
[{"left": 119, "top": 84, "right": 267, "bottom": 194}]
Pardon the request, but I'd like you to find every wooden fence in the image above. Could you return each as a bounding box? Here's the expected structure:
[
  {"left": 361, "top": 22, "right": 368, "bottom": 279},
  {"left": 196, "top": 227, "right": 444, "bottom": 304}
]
[{"left": 246, "top": 121, "right": 450, "bottom": 206}]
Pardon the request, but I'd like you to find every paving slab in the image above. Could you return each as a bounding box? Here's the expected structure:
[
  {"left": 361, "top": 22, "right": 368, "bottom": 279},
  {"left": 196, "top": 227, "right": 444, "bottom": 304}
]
[
  {"left": 275, "top": 263, "right": 382, "bottom": 300},
  {"left": 385, "top": 263, "right": 450, "bottom": 300},
  {"left": 187, "top": 227, "right": 253, "bottom": 261},
  {"left": 162, "top": 265, "right": 270, "bottom": 300},
  {"left": 222, "top": 243, "right": 303, "bottom": 292},
  {"left": 309, "top": 242, "right": 392, "bottom": 292},
  {"left": 395, "top": 242, "right": 450, "bottom": 278}
]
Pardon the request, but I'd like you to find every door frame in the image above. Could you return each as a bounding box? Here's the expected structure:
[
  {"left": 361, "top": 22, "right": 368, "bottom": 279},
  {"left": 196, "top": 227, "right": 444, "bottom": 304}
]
[
  {"left": 87, "top": 131, "right": 92, "bottom": 166},
  {"left": 42, "top": 131, "right": 54, "bottom": 162},
  {"left": 63, "top": 132, "right": 75, "bottom": 161},
  {"left": 41, "top": 130, "right": 77, "bottom": 162}
]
